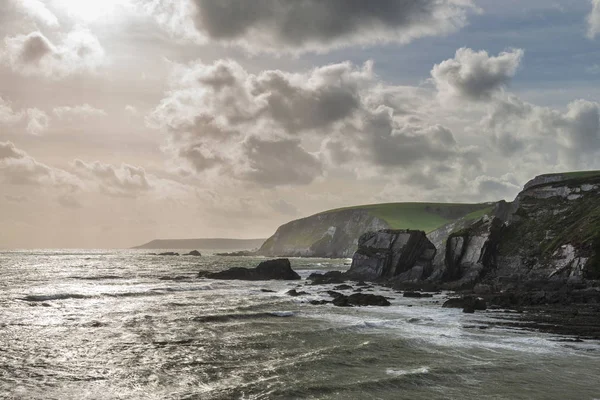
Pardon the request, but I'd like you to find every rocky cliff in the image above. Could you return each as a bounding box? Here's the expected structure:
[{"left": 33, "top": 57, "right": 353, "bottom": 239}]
[
  {"left": 346, "top": 230, "right": 436, "bottom": 282},
  {"left": 258, "top": 209, "right": 389, "bottom": 258},
  {"left": 346, "top": 171, "right": 600, "bottom": 305},
  {"left": 258, "top": 203, "right": 491, "bottom": 258}
]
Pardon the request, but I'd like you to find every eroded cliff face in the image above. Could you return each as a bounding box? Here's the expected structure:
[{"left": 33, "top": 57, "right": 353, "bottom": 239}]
[
  {"left": 257, "top": 209, "right": 389, "bottom": 258},
  {"left": 345, "top": 172, "right": 600, "bottom": 300},
  {"left": 346, "top": 230, "right": 436, "bottom": 282},
  {"left": 490, "top": 173, "right": 600, "bottom": 286}
]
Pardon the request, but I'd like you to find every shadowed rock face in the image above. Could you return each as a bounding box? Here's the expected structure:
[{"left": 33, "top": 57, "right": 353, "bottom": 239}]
[
  {"left": 198, "top": 258, "right": 301, "bottom": 280},
  {"left": 437, "top": 216, "right": 505, "bottom": 289},
  {"left": 346, "top": 230, "right": 436, "bottom": 282}
]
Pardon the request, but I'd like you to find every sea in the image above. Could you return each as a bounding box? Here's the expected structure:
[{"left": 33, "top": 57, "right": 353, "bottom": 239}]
[{"left": 1, "top": 250, "right": 599, "bottom": 400}]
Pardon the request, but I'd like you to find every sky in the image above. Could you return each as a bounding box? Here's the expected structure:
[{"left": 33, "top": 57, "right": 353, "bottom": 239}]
[{"left": 1, "top": 0, "right": 600, "bottom": 249}]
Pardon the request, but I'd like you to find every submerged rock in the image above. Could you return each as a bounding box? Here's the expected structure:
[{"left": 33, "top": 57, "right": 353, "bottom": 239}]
[
  {"left": 157, "top": 252, "right": 179, "bottom": 256},
  {"left": 346, "top": 229, "right": 436, "bottom": 282},
  {"left": 198, "top": 258, "right": 301, "bottom": 281}
]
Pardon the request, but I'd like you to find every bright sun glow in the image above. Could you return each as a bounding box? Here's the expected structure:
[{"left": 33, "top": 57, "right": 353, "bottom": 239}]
[{"left": 54, "top": 0, "right": 128, "bottom": 22}]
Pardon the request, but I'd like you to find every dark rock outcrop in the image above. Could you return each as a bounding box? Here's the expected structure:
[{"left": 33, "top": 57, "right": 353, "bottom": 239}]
[
  {"left": 185, "top": 250, "right": 202, "bottom": 256},
  {"left": 198, "top": 258, "right": 300, "bottom": 281},
  {"left": 307, "top": 271, "right": 346, "bottom": 285},
  {"left": 215, "top": 250, "right": 256, "bottom": 257},
  {"left": 157, "top": 252, "right": 179, "bottom": 256},
  {"left": 331, "top": 293, "right": 391, "bottom": 307},
  {"left": 346, "top": 230, "right": 436, "bottom": 282},
  {"left": 403, "top": 291, "right": 433, "bottom": 298},
  {"left": 442, "top": 296, "right": 487, "bottom": 312},
  {"left": 433, "top": 216, "right": 505, "bottom": 288},
  {"left": 286, "top": 289, "right": 309, "bottom": 297}
]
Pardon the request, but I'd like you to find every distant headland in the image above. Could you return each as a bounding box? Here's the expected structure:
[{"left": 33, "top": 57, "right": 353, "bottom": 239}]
[{"left": 132, "top": 238, "right": 266, "bottom": 250}]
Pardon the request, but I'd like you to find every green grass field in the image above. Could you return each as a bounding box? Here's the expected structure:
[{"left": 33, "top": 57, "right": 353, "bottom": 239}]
[{"left": 320, "top": 202, "right": 492, "bottom": 233}]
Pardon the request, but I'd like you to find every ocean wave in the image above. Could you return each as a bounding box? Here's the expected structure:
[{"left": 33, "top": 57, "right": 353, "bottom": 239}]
[
  {"left": 21, "top": 293, "right": 92, "bottom": 302},
  {"left": 193, "top": 311, "right": 296, "bottom": 323},
  {"left": 386, "top": 366, "right": 430, "bottom": 376}
]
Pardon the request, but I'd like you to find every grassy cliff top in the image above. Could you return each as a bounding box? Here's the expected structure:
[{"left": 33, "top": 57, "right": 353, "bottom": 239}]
[
  {"left": 318, "top": 202, "right": 493, "bottom": 233},
  {"left": 540, "top": 170, "right": 600, "bottom": 180}
]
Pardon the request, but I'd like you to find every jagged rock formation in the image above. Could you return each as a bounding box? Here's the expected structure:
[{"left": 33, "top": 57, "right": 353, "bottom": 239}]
[
  {"left": 428, "top": 216, "right": 504, "bottom": 288},
  {"left": 346, "top": 230, "right": 436, "bottom": 282},
  {"left": 344, "top": 171, "right": 600, "bottom": 306},
  {"left": 490, "top": 172, "right": 600, "bottom": 287}
]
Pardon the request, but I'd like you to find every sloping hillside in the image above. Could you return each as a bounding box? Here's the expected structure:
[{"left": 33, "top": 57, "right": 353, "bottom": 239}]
[{"left": 258, "top": 202, "right": 492, "bottom": 258}]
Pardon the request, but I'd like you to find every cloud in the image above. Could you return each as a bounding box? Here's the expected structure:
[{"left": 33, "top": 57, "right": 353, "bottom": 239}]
[
  {"left": 25, "top": 108, "right": 49, "bottom": 135},
  {"left": 125, "top": 105, "right": 139, "bottom": 116},
  {"left": 0, "top": 141, "right": 79, "bottom": 188},
  {"left": 57, "top": 194, "right": 82, "bottom": 209},
  {"left": 241, "top": 135, "right": 323, "bottom": 186},
  {"left": 269, "top": 198, "right": 299, "bottom": 216},
  {"left": 142, "top": 0, "right": 476, "bottom": 53},
  {"left": 431, "top": 47, "right": 524, "bottom": 101},
  {"left": 72, "top": 159, "right": 152, "bottom": 197},
  {"left": 588, "top": 0, "right": 600, "bottom": 39},
  {"left": 0, "top": 96, "right": 23, "bottom": 125},
  {"left": 4, "top": 194, "right": 29, "bottom": 203},
  {"left": 11, "top": 0, "right": 60, "bottom": 28},
  {"left": 151, "top": 58, "right": 479, "bottom": 189},
  {"left": 1, "top": 28, "right": 105, "bottom": 79},
  {"left": 53, "top": 104, "right": 107, "bottom": 120},
  {"left": 482, "top": 95, "right": 600, "bottom": 170}
]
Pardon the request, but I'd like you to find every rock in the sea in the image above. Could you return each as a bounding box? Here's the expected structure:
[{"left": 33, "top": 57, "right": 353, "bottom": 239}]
[
  {"left": 333, "top": 284, "right": 353, "bottom": 291},
  {"left": 307, "top": 271, "right": 346, "bottom": 285},
  {"left": 198, "top": 258, "right": 301, "bottom": 281},
  {"left": 332, "top": 293, "right": 391, "bottom": 307},
  {"left": 157, "top": 252, "right": 180, "bottom": 256},
  {"left": 442, "top": 296, "right": 487, "bottom": 312},
  {"left": 346, "top": 229, "right": 436, "bottom": 282},
  {"left": 403, "top": 291, "right": 433, "bottom": 298},
  {"left": 286, "top": 289, "right": 309, "bottom": 297},
  {"left": 441, "top": 217, "right": 504, "bottom": 288},
  {"left": 185, "top": 250, "right": 202, "bottom": 256}
]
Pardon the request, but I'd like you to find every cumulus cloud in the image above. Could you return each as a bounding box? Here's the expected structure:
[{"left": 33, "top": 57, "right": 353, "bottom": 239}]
[
  {"left": 25, "top": 108, "right": 49, "bottom": 135},
  {"left": 53, "top": 104, "right": 107, "bottom": 120},
  {"left": 1, "top": 28, "right": 105, "bottom": 79},
  {"left": 72, "top": 159, "right": 152, "bottom": 197},
  {"left": 11, "top": 0, "right": 60, "bottom": 28},
  {"left": 482, "top": 95, "right": 600, "bottom": 170},
  {"left": 151, "top": 58, "right": 479, "bottom": 188},
  {"left": 141, "top": 0, "right": 476, "bottom": 53},
  {"left": 0, "top": 141, "right": 79, "bottom": 188},
  {"left": 431, "top": 47, "right": 524, "bottom": 101},
  {"left": 588, "top": 0, "right": 600, "bottom": 39}
]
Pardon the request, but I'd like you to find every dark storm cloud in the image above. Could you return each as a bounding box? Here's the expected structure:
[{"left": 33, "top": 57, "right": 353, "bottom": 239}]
[{"left": 144, "top": 0, "right": 475, "bottom": 53}]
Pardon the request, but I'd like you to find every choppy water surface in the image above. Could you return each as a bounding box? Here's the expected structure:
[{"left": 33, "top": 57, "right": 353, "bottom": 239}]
[{"left": 1, "top": 250, "right": 599, "bottom": 399}]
